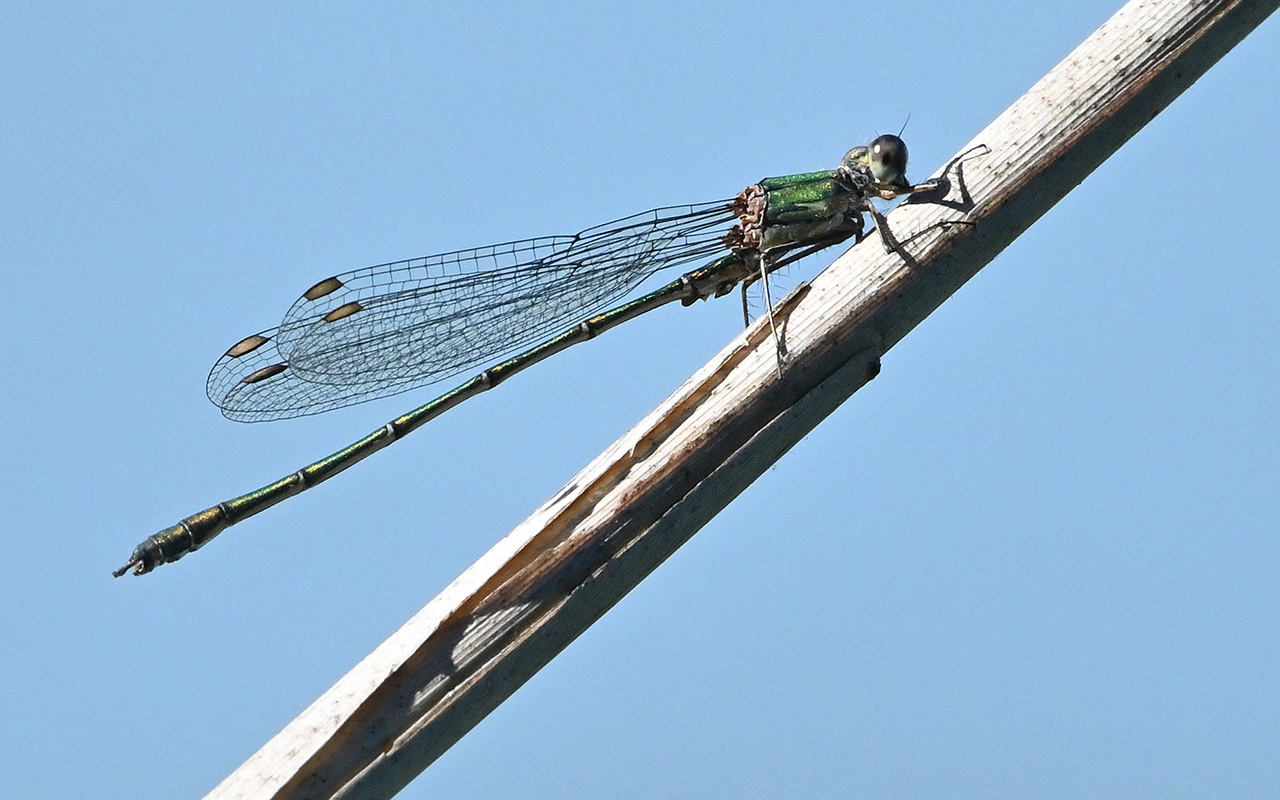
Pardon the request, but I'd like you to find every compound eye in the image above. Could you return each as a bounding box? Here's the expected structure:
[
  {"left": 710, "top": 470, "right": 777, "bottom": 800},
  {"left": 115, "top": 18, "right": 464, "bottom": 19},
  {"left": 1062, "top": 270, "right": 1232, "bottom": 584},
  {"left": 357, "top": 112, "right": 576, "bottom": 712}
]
[{"left": 869, "top": 134, "right": 909, "bottom": 186}]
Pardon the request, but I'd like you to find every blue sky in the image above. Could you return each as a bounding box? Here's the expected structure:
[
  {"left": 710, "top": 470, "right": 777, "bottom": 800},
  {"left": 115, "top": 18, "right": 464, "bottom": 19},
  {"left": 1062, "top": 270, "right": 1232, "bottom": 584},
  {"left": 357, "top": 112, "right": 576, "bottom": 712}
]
[{"left": 2, "top": 2, "right": 1278, "bottom": 798}]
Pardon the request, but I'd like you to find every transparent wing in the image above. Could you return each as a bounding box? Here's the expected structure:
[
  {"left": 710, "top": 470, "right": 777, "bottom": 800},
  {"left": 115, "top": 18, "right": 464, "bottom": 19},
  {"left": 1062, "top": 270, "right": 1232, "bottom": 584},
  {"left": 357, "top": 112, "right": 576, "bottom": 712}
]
[{"left": 208, "top": 200, "right": 738, "bottom": 422}]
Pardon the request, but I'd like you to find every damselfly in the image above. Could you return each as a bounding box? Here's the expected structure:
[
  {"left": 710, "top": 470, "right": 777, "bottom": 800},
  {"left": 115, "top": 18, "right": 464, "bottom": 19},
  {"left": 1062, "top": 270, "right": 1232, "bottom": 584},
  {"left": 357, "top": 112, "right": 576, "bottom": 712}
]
[{"left": 115, "top": 134, "right": 942, "bottom": 577}]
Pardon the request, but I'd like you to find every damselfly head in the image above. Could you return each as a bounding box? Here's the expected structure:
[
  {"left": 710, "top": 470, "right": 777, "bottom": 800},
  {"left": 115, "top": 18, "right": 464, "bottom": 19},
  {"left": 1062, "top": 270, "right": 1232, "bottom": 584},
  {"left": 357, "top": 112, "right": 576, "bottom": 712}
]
[{"left": 867, "top": 134, "right": 909, "bottom": 188}]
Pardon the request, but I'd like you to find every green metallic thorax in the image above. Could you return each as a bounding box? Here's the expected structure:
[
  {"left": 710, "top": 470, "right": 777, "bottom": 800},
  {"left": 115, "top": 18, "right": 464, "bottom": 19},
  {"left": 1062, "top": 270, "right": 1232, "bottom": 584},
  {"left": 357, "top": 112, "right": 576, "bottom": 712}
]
[{"left": 751, "top": 169, "right": 867, "bottom": 253}]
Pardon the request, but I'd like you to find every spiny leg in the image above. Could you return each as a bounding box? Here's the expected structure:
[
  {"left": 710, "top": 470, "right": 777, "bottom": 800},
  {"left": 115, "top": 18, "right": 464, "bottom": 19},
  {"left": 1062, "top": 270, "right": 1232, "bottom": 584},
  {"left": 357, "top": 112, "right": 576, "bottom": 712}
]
[
  {"left": 868, "top": 179, "right": 944, "bottom": 253},
  {"left": 897, "top": 218, "right": 977, "bottom": 248},
  {"left": 745, "top": 231, "right": 868, "bottom": 373},
  {"left": 869, "top": 204, "right": 899, "bottom": 253},
  {"left": 740, "top": 230, "right": 870, "bottom": 374},
  {"left": 871, "top": 204, "right": 977, "bottom": 253},
  {"left": 755, "top": 253, "right": 785, "bottom": 377}
]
